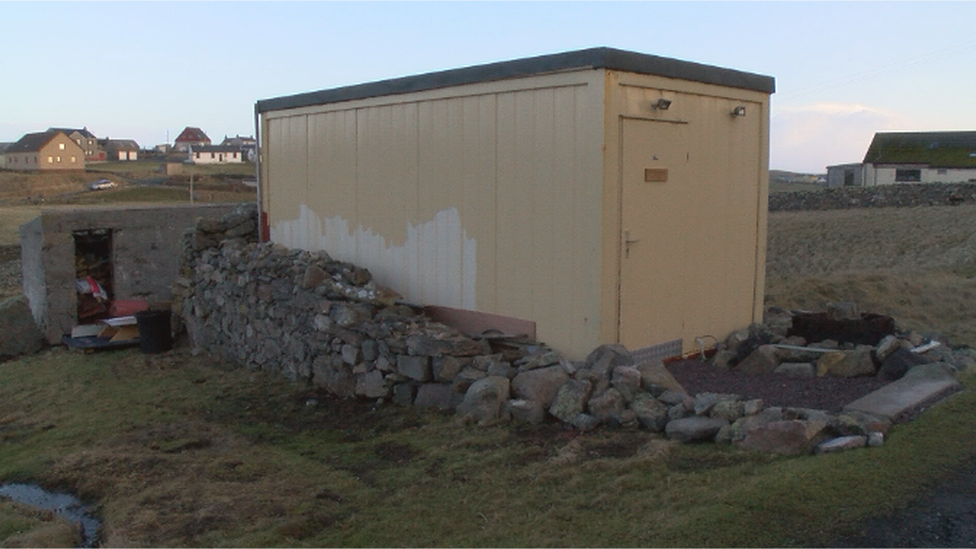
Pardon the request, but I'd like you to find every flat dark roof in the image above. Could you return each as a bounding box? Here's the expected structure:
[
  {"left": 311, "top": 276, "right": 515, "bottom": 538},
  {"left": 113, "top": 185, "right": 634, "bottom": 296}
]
[{"left": 256, "top": 47, "right": 775, "bottom": 114}]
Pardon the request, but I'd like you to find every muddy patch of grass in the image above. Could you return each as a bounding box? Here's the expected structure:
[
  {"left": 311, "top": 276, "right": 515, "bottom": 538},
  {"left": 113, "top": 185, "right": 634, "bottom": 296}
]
[{"left": 2, "top": 345, "right": 976, "bottom": 546}]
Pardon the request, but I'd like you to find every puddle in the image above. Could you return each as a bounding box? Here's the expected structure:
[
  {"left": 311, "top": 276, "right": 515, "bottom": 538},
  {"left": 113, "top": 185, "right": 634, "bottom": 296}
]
[{"left": 0, "top": 483, "right": 100, "bottom": 548}]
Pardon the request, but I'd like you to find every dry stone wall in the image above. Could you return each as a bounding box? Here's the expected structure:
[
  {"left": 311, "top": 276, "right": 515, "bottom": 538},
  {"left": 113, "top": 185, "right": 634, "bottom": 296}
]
[
  {"left": 769, "top": 182, "right": 976, "bottom": 212},
  {"left": 174, "top": 205, "right": 970, "bottom": 456}
]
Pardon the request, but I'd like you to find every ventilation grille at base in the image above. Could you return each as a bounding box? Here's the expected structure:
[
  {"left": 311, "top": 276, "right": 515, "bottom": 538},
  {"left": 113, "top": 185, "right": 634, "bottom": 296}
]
[{"left": 630, "top": 338, "right": 683, "bottom": 365}]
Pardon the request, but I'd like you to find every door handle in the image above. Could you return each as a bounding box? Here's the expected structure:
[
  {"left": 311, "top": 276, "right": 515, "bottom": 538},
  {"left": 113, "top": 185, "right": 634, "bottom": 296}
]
[{"left": 624, "top": 230, "right": 641, "bottom": 258}]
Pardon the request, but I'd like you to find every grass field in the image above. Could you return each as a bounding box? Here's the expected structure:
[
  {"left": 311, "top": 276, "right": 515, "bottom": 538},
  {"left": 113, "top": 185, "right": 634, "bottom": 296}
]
[
  {"left": 2, "top": 196, "right": 976, "bottom": 546},
  {"left": 91, "top": 159, "right": 255, "bottom": 178},
  {"left": 1, "top": 346, "right": 974, "bottom": 547},
  {"left": 766, "top": 204, "right": 976, "bottom": 345}
]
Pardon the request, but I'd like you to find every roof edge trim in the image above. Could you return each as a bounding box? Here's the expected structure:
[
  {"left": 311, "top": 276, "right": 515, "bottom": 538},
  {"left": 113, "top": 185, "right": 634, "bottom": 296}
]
[{"left": 256, "top": 47, "right": 775, "bottom": 114}]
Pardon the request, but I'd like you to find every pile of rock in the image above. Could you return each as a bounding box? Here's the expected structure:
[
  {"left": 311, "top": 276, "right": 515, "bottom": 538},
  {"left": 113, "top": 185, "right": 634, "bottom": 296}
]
[
  {"left": 174, "top": 207, "right": 971, "bottom": 456},
  {"left": 713, "top": 302, "right": 975, "bottom": 382},
  {"left": 769, "top": 182, "right": 976, "bottom": 212}
]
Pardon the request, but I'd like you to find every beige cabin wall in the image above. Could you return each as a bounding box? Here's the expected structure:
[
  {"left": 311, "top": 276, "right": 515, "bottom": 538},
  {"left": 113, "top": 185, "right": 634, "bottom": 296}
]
[
  {"left": 261, "top": 70, "right": 608, "bottom": 359},
  {"left": 601, "top": 70, "right": 770, "bottom": 355}
]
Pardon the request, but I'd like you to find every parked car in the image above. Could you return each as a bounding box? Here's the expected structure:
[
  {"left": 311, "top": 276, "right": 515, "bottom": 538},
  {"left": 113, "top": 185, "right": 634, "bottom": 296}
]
[{"left": 89, "top": 179, "right": 116, "bottom": 191}]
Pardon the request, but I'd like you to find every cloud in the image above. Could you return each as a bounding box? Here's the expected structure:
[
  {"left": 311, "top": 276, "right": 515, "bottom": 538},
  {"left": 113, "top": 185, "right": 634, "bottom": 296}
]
[{"left": 771, "top": 103, "right": 913, "bottom": 173}]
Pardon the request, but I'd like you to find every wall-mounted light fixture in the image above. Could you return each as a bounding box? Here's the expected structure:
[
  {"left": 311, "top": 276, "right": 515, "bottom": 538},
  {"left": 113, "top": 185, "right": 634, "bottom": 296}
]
[
  {"left": 731, "top": 106, "right": 747, "bottom": 117},
  {"left": 653, "top": 98, "right": 672, "bottom": 111}
]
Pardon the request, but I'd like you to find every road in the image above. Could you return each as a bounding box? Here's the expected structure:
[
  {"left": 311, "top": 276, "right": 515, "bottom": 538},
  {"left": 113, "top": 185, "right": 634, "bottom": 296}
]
[{"left": 829, "top": 455, "right": 976, "bottom": 547}]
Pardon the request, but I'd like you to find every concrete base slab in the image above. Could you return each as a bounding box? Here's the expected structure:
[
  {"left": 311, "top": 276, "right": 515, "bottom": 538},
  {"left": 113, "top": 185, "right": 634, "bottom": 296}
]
[{"left": 844, "top": 364, "right": 961, "bottom": 422}]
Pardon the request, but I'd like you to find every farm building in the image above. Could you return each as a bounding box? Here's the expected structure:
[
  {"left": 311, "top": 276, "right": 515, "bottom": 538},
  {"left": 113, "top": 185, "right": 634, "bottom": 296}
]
[
  {"left": 19, "top": 204, "right": 238, "bottom": 344},
  {"left": 255, "top": 47, "right": 774, "bottom": 360},
  {"left": 101, "top": 138, "right": 140, "bottom": 161},
  {"left": 827, "top": 131, "right": 976, "bottom": 187}
]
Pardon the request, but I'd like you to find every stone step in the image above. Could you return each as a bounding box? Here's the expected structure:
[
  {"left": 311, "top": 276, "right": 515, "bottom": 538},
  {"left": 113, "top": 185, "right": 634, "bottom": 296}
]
[{"left": 843, "top": 363, "right": 961, "bottom": 422}]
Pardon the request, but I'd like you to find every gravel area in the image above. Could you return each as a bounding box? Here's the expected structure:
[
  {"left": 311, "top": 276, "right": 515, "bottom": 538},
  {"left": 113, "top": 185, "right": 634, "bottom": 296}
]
[{"left": 666, "top": 358, "right": 890, "bottom": 413}]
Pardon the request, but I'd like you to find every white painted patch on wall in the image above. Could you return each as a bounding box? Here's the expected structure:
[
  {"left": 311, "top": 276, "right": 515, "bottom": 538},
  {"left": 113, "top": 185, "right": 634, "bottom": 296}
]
[{"left": 272, "top": 205, "right": 477, "bottom": 310}]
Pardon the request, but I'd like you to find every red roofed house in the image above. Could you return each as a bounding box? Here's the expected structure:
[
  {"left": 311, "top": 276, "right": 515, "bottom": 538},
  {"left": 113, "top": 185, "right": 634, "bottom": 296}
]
[{"left": 174, "top": 126, "right": 211, "bottom": 152}]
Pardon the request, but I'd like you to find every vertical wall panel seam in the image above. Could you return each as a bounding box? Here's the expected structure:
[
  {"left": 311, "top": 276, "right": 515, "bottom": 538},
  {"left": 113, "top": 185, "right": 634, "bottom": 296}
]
[
  {"left": 354, "top": 108, "right": 361, "bottom": 266},
  {"left": 305, "top": 115, "right": 311, "bottom": 246},
  {"left": 492, "top": 95, "right": 500, "bottom": 311}
]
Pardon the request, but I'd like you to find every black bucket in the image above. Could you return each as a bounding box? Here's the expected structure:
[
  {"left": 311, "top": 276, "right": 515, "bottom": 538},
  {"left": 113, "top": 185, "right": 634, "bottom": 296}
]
[{"left": 135, "top": 309, "right": 173, "bottom": 354}]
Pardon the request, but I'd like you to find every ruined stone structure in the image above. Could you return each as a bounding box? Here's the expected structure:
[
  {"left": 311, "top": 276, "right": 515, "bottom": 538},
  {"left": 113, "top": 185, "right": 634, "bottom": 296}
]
[{"left": 20, "top": 204, "right": 239, "bottom": 343}]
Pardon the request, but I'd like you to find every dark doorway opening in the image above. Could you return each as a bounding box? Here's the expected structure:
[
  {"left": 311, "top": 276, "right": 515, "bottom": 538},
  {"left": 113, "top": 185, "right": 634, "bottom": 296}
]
[{"left": 73, "top": 229, "right": 113, "bottom": 322}]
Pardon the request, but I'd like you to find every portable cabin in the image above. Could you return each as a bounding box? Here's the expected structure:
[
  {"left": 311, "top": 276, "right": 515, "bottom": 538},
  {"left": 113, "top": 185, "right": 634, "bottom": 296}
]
[{"left": 255, "top": 47, "right": 775, "bottom": 361}]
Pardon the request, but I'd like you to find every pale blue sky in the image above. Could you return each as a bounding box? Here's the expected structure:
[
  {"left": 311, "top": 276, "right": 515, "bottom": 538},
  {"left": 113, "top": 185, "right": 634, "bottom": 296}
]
[{"left": 2, "top": 1, "right": 974, "bottom": 173}]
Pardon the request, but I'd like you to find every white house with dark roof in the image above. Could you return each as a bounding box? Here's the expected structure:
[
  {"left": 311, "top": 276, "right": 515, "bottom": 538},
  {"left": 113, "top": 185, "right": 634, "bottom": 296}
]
[
  {"left": 188, "top": 145, "right": 243, "bottom": 164},
  {"left": 827, "top": 131, "right": 976, "bottom": 187}
]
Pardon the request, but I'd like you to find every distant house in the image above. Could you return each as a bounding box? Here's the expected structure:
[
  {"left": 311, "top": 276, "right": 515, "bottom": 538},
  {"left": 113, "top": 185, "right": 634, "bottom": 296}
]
[
  {"left": 188, "top": 145, "right": 243, "bottom": 165},
  {"left": 220, "top": 134, "right": 257, "bottom": 162},
  {"left": 100, "top": 138, "right": 140, "bottom": 161},
  {"left": 0, "top": 142, "right": 11, "bottom": 167},
  {"left": 827, "top": 131, "right": 976, "bottom": 187},
  {"left": 48, "top": 127, "right": 104, "bottom": 161},
  {"left": 4, "top": 130, "right": 85, "bottom": 172},
  {"left": 174, "top": 127, "right": 211, "bottom": 152},
  {"left": 220, "top": 134, "right": 256, "bottom": 148}
]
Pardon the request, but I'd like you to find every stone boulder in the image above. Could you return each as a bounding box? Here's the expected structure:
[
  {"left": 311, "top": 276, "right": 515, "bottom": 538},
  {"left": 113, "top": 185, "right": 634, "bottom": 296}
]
[
  {"left": 629, "top": 392, "right": 669, "bottom": 432},
  {"left": 877, "top": 346, "right": 930, "bottom": 381},
  {"left": 397, "top": 355, "right": 432, "bottom": 382},
  {"left": 693, "top": 393, "right": 740, "bottom": 416},
  {"left": 727, "top": 407, "right": 785, "bottom": 442},
  {"left": 636, "top": 360, "right": 686, "bottom": 395},
  {"left": 584, "top": 344, "right": 634, "bottom": 379},
  {"left": 735, "top": 345, "right": 784, "bottom": 374},
  {"left": 507, "top": 399, "right": 546, "bottom": 425},
  {"left": 665, "top": 416, "right": 729, "bottom": 443},
  {"left": 312, "top": 355, "right": 356, "bottom": 398},
  {"left": 611, "top": 366, "right": 642, "bottom": 402},
  {"left": 817, "top": 347, "right": 876, "bottom": 378},
  {"left": 816, "top": 435, "right": 867, "bottom": 454},
  {"left": 711, "top": 400, "right": 746, "bottom": 422},
  {"left": 587, "top": 388, "right": 626, "bottom": 421},
  {"left": 511, "top": 365, "right": 570, "bottom": 408},
  {"left": 414, "top": 383, "right": 462, "bottom": 410},
  {"left": 457, "top": 377, "right": 511, "bottom": 424},
  {"left": 0, "top": 296, "right": 44, "bottom": 360},
  {"left": 712, "top": 350, "right": 737, "bottom": 369},
  {"left": 549, "top": 379, "right": 594, "bottom": 423},
  {"left": 735, "top": 419, "right": 827, "bottom": 455},
  {"left": 355, "top": 370, "right": 389, "bottom": 398},
  {"left": 874, "top": 335, "right": 901, "bottom": 363}
]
